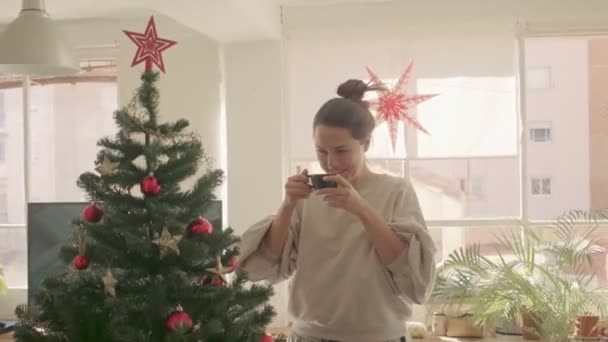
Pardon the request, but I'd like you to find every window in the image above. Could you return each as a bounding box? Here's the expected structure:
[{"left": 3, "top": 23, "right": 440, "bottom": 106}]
[
  {"left": 0, "top": 140, "right": 5, "bottom": 162},
  {"left": 0, "top": 227, "right": 27, "bottom": 289},
  {"left": 286, "top": 34, "right": 608, "bottom": 288},
  {"left": 526, "top": 66, "right": 553, "bottom": 90},
  {"left": 416, "top": 77, "right": 517, "bottom": 158},
  {"left": 0, "top": 59, "right": 118, "bottom": 289},
  {"left": 0, "top": 91, "right": 5, "bottom": 128},
  {"left": 0, "top": 85, "right": 24, "bottom": 225},
  {"left": 529, "top": 127, "right": 552, "bottom": 142},
  {"left": 0, "top": 179, "right": 7, "bottom": 222},
  {"left": 531, "top": 177, "right": 552, "bottom": 196},
  {"left": 459, "top": 176, "right": 485, "bottom": 199},
  {"left": 28, "top": 60, "right": 118, "bottom": 202},
  {"left": 431, "top": 225, "right": 523, "bottom": 264}
]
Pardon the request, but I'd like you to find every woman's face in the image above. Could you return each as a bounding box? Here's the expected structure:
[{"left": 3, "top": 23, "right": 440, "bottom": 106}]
[{"left": 313, "top": 124, "right": 369, "bottom": 182}]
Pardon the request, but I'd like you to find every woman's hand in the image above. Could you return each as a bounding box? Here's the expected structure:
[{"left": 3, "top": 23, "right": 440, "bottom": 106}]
[
  {"left": 283, "top": 168, "right": 312, "bottom": 208},
  {"left": 316, "top": 174, "right": 369, "bottom": 215}
]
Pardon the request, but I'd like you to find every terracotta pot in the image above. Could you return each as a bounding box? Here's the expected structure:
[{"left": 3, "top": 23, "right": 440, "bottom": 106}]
[
  {"left": 575, "top": 315, "right": 599, "bottom": 339},
  {"left": 520, "top": 311, "right": 540, "bottom": 340}
]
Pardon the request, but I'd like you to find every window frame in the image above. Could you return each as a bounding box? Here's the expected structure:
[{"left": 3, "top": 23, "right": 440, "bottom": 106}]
[
  {"left": 286, "top": 28, "right": 608, "bottom": 277},
  {"left": 1, "top": 58, "right": 118, "bottom": 290}
]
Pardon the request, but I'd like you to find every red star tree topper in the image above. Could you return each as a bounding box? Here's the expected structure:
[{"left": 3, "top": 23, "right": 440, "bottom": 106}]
[
  {"left": 123, "top": 16, "right": 177, "bottom": 73},
  {"left": 366, "top": 60, "right": 438, "bottom": 152}
]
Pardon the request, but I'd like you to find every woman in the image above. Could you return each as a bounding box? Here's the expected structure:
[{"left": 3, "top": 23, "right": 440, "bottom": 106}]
[{"left": 239, "top": 79, "right": 436, "bottom": 342}]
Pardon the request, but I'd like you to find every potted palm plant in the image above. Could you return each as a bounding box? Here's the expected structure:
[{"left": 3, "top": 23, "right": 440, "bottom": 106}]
[{"left": 430, "top": 210, "right": 608, "bottom": 341}]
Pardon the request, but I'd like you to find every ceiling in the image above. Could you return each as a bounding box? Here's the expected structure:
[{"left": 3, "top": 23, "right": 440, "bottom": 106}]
[
  {"left": 0, "top": 0, "right": 396, "bottom": 42},
  {"left": 0, "top": 0, "right": 282, "bottom": 42},
  {"left": 0, "top": 1, "right": 147, "bottom": 22},
  {"left": 4, "top": 0, "right": 608, "bottom": 43},
  {"left": 279, "top": 0, "right": 393, "bottom": 4}
]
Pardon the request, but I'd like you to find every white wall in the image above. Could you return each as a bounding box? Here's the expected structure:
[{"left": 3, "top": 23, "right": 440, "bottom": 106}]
[
  {"left": 223, "top": 41, "right": 289, "bottom": 328},
  {"left": 283, "top": 0, "right": 608, "bottom": 35},
  {"left": 118, "top": 31, "right": 223, "bottom": 192}
]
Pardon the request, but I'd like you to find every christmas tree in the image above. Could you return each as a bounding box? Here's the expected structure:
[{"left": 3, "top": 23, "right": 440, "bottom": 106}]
[{"left": 14, "top": 16, "right": 275, "bottom": 342}]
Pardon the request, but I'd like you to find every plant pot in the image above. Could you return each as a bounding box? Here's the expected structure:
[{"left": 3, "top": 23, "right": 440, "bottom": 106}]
[
  {"left": 520, "top": 311, "right": 540, "bottom": 340},
  {"left": 446, "top": 314, "right": 488, "bottom": 338},
  {"left": 496, "top": 318, "right": 522, "bottom": 335},
  {"left": 575, "top": 315, "right": 600, "bottom": 339},
  {"left": 431, "top": 313, "right": 447, "bottom": 336}
]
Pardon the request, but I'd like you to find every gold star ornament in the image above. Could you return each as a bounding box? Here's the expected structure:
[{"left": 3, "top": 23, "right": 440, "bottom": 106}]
[
  {"left": 205, "top": 256, "right": 231, "bottom": 284},
  {"left": 153, "top": 228, "right": 182, "bottom": 258},
  {"left": 101, "top": 270, "right": 117, "bottom": 297},
  {"left": 95, "top": 155, "right": 120, "bottom": 176}
]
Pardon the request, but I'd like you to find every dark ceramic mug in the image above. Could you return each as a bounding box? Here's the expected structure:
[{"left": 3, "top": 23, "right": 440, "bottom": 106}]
[{"left": 307, "top": 174, "right": 338, "bottom": 190}]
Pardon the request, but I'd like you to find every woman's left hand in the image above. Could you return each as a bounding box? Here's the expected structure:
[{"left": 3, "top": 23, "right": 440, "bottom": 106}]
[{"left": 316, "top": 175, "right": 368, "bottom": 215}]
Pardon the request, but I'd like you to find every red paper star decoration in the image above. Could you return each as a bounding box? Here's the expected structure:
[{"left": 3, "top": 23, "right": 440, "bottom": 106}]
[
  {"left": 366, "top": 60, "right": 438, "bottom": 152},
  {"left": 123, "top": 16, "right": 177, "bottom": 73}
]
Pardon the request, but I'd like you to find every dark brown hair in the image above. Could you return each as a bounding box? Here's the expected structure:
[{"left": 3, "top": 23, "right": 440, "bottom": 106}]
[{"left": 313, "top": 79, "right": 385, "bottom": 141}]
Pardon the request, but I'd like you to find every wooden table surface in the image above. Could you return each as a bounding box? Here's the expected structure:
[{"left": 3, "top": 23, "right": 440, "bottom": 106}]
[{"left": 0, "top": 332, "right": 565, "bottom": 342}]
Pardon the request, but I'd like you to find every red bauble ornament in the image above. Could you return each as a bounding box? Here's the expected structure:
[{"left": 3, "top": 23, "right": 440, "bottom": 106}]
[
  {"left": 212, "top": 278, "right": 225, "bottom": 287},
  {"left": 200, "top": 275, "right": 225, "bottom": 287},
  {"left": 165, "top": 306, "right": 193, "bottom": 333},
  {"left": 228, "top": 256, "right": 238, "bottom": 271},
  {"left": 187, "top": 217, "right": 213, "bottom": 235},
  {"left": 141, "top": 175, "right": 161, "bottom": 196},
  {"left": 82, "top": 203, "right": 103, "bottom": 223},
  {"left": 73, "top": 255, "right": 90, "bottom": 270},
  {"left": 260, "top": 334, "right": 275, "bottom": 342}
]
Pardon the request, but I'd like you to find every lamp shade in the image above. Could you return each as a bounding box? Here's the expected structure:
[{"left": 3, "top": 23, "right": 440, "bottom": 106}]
[{"left": 0, "top": 0, "right": 79, "bottom": 76}]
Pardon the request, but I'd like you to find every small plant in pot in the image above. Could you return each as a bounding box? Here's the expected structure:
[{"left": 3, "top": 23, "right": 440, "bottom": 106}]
[{"left": 431, "top": 210, "right": 608, "bottom": 341}]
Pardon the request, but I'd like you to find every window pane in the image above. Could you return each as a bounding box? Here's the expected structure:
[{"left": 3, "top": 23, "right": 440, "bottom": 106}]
[
  {"left": 525, "top": 36, "right": 608, "bottom": 219},
  {"left": 0, "top": 86, "right": 25, "bottom": 224},
  {"left": 416, "top": 77, "right": 517, "bottom": 157},
  {"left": 531, "top": 178, "right": 541, "bottom": 195},
  {"left": 367, "top": 121, "right": 407, "bottom": 158},
  {"left": 28, "top": 81, "right": 118, "bottom": 202},
  {"left": 531, "top": 129, "right": 545, "bottom": 142},
  {"left": 431, "top": 225, "right": 522, "bottom": 264},
  {"left": 0, "top": 227, "right": 27, "bottom": 288},
  {"left": 367, "top": 159, "right": 407, "bottom": 178},
  {"left": 542, "top": 178, "right": 551, "bottom": 194},
  {"left": 410, "top": 158, "right": 520, "bottom": 220},
  {"left": 0, "top": 91, "right": 5, "bottom": 128},
  {"left": 538, "top": 222, "right": 608, "bottom": 288}
]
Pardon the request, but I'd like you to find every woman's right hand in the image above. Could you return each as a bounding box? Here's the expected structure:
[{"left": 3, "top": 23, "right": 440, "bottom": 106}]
[{"left": 283, "top": 168, "right": 312, "bottom": 208}]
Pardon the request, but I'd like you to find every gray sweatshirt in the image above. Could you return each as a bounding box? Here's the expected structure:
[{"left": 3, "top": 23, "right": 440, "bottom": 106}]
[{"left": 238, "top": 174, "right": 436, "bottom": 341}]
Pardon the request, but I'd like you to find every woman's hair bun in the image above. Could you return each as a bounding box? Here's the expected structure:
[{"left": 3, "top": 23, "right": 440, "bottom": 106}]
[{"left": 337, "top": 79, "right": 369, "bottom": 101}]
